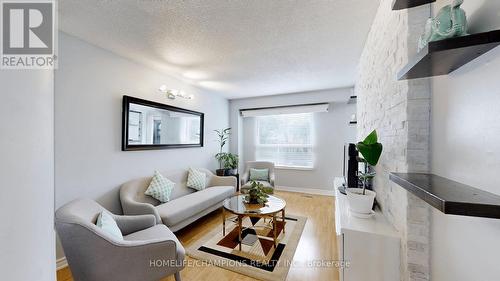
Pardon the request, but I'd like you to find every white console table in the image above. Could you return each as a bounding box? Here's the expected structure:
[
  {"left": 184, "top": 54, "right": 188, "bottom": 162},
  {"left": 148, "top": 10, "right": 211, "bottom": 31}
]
[{"left": 334, "top": 177, "right": 400, "bottom": 281}]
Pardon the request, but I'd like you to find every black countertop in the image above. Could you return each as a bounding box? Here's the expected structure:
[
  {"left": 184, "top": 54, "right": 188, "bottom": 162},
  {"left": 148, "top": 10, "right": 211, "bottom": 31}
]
[{"left": 389, "top": 173, "right": 500, "bottom": 219}]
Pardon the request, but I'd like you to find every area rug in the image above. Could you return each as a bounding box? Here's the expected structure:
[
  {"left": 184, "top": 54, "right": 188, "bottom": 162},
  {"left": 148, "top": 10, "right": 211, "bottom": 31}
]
[{"left": 186, "top": 214, "right": 307, "bottom": 281}]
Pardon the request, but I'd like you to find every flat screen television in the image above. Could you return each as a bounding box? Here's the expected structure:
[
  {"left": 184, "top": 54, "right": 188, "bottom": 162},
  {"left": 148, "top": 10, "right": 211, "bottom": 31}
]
[{"left": 340, "top": 143, "right": 359, "bottom": 194}]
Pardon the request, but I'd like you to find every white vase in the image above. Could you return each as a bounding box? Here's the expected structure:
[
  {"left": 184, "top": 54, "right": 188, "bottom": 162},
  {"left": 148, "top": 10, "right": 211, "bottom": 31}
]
[{"left": 346, "top": 188, "right": 376, "bottom": 217}]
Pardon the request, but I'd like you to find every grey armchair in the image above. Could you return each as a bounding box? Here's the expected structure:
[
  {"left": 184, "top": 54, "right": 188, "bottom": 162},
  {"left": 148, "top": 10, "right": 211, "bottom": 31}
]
[
  {"left": 55, "top": 199, "right": 185, "bottom": 281},
  {"left": 240, "top": 161, "right": 275, "bottom": 193}
]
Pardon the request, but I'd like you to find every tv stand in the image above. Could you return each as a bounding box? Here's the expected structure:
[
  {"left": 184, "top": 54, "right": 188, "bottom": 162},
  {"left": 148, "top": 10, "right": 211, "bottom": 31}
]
[
  {"left": 338, "top": 183, "right": 347, "bottom": 195},
  {"left": 334, "top": 177, "right": 400, "bottom": 281}
]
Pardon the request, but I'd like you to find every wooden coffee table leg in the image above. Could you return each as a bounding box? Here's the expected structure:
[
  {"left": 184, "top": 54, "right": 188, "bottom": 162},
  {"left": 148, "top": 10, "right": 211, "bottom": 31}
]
[
  {"left": 222, "top": 208, "right": 226, "bottom": 236},
  {"left": 273, "top": 214, "right": 277, "bottom": 248},
  {"left": 238, "top": 215, "right": 242, "bottom": 251},
  {"left": 282, "top": 208, "right": 286, "bottom": 234}
]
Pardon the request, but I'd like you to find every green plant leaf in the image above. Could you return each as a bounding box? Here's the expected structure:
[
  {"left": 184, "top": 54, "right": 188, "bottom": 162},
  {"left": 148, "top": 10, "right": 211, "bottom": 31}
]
[
  {"left": 356, "top": 130, "right": 382, "bottom": 166},
  {"left": 356, "top": 142, "right": 382, "bottom": 166},
  {"left": 363, "top": 130, "right": 378, "bottom": 145}
]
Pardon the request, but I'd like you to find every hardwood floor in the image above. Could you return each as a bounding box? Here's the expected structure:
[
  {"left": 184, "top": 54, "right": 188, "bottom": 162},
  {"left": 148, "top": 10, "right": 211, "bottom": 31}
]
[{"left": 56, "top": 191, "right": 339, "bottom": 281}]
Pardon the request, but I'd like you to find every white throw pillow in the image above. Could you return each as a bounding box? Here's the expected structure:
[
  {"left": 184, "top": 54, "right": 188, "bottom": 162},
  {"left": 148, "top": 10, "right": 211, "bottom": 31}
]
[
  {"left": 187, "top": 168, "right": 206, "bottom": 191},
  {"left": 145, "top": 171, "right": 175, "bottom": 203},
  {"left": 96, "top": 211, "right": 123, "bottom": 240}
]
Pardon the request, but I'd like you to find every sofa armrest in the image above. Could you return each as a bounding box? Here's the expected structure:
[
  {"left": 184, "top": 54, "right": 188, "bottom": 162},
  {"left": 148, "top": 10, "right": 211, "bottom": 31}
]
[
  {"left": 209, "top": 175, "right": 237, "bottom": 188},
  {"left": 120, "top": 196, "right": 162, "bottom": 224},
  {"left": 102, "top": 238, "right": 184, "bottom": 280},
  {"left": 57, "top": 222, "right": 184, "bottom": 281},
  {"left": 112, "top": 214, "right": 156, "bottom": 236},
  {"left": 270, "top": 173, "right": 275, "bottom": 187},
  {"left": 241, "top": 172, "right": 249, "bottom": 186}
]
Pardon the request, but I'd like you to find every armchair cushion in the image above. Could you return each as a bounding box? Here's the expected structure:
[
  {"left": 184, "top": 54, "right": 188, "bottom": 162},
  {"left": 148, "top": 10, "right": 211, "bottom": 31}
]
[
  {"left": 144, "top": 171, "right": 175, "bottom": 203},
  {"left": 241, "top": 181, "right": 274, "bottom": 194},
  {"left": 242, "top": 162, "right": 275, "bottom": 187},
  {"left": 96, "top": 211, "right": 123, "bottom": 240},
  {"left": 249, "top": 168, "right": 269, "bottom": 181}
]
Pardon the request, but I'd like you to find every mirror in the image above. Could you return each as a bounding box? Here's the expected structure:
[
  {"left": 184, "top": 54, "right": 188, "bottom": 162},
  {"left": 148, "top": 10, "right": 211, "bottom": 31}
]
[{"left": 122, "top": 96, "right": 204, "bottom": 150}]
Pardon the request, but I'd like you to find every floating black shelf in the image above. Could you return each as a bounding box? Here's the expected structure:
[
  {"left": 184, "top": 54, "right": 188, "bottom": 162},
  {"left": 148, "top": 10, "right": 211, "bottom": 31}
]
[
  {"left": 398, "top": 30, "right": 500, "bottom": 80},
  {"left": 392, "top": 0, "right": 435, "bottom": 10},
  {"left": 390, "top": 173, "right": 500, "bottom": 219},
  {"left": 349, "top": 121, "right": 357, "bottom": 125},
  {"left": 347, "top": 96, "right": 357, "bottom": 104}
]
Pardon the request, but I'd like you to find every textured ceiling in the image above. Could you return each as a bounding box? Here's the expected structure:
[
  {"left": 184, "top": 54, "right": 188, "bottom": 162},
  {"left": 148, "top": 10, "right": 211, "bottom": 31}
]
[{"left": 59, "top": 0, "right": 380, "bottom": 99}]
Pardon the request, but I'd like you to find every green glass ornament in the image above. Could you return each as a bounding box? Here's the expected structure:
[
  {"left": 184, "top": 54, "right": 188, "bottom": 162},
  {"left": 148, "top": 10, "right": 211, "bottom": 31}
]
[{"left": 418, "top": 0, "right": 468, "bottom": 52}]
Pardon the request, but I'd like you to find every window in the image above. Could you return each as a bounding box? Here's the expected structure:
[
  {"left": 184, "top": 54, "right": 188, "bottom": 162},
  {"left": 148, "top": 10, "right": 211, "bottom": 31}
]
[{"left": 256, "top": 113, "right": 314, "bottom": 169}]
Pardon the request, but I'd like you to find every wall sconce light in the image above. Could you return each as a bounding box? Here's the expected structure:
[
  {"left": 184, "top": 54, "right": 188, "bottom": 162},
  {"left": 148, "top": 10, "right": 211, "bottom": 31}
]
[{"left": 158, "top": 85, "right": 193, "bottom": 100}]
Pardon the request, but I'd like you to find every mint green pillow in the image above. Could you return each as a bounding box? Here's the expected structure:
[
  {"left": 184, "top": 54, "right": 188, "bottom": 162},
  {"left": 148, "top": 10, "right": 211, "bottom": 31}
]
[
  {"left": 187, "top": 168, "right": 206, "bottom": 191},
  {"left": 145, "top": 171, "right": 175, "bottom": 203},
  {"left": 96, "top": 211, "right": 123, "bottom": 240},
  {"left": 249, "top": 168, "right": 269, "bottom": 181}
]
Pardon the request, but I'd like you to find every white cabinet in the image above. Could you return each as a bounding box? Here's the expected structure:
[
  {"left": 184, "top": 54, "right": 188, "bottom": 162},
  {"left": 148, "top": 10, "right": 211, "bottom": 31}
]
[{"left": 334, "top": 177, "right": 400, "bottom": 281}]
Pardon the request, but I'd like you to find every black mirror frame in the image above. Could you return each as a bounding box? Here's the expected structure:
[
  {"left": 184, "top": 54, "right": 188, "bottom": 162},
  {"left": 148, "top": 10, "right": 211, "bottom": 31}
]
[{"left": 122, "top": 95, "right": 204, "bottom": 151}]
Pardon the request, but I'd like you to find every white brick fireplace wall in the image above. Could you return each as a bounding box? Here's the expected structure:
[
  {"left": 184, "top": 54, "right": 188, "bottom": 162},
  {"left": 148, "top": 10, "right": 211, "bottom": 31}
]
[{"left": 355, "top": 0, "right": 432, "bottom": 280}]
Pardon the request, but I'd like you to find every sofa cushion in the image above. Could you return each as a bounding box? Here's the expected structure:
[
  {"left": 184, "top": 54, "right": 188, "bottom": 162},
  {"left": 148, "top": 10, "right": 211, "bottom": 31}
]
[
  {"left": 96, "top": 211, "right": 123, "bottom": 240},
  {"left": 156, "top": 186, "right": 235, "bottom": 226},
  {"left": 187, "top": 168, "right": 206, "bottom": 191},
  {"left": 144, "top": 171, "right": 175, "bottom": 203}
]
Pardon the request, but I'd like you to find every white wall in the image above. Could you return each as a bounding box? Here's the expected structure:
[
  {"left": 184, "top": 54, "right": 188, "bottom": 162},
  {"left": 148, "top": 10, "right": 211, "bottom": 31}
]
[
  {"left": 0, "top": 70, "right": 55, "bottom": 280},
  {"left": 55, "top": 33, "right": 229, "bottom": 257},
  {"left": 354, "top": 0, "right": 432, "bottom": 278},
  {"left": 230, "top": 88, "right": 356, "bottom": 191},
  {"left": 430, "top": 1, "right": 500, "bottom": 280}
]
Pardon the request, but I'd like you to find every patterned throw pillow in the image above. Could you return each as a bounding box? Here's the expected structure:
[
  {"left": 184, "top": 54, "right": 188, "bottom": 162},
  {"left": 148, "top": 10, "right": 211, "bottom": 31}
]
[
  {"left": 187, "top": 168, "right": 206, "bottom": 191},
  {"left": 96, "top": 211, "right": 123, "bottom": 240},
  {"left": 249, "top": 168, "right": 269, "bottom": 181},
  {"left": 144, "top": 171, "right": 175, "bottom": 203}
]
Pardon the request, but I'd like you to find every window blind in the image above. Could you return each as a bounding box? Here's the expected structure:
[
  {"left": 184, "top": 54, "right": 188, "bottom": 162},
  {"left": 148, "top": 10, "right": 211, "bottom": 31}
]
[
  {"left": 241, "top": 103, "right": 328, "bottom": 117},
  {"left": 255, "top": 113, "right": 314, "bottom": 168}
]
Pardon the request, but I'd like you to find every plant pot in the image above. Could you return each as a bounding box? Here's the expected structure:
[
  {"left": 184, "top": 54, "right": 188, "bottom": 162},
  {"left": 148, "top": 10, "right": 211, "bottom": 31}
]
[
  {"left": 216, "top": 169, "right": 225, "bottom": 176},
  {"left": 346, "top": 188, "right": 376, "bottom": 217},
  {"left": 244, "top": 197, "right": 261, "bottom": 205},
  {"left": 224, "top": 169, "right": 237, "bottom": 176}
]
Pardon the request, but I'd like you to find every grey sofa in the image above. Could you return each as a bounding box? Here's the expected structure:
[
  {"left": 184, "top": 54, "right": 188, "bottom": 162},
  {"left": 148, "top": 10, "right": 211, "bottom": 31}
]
[
  {"left": 120, "top": 168, "right": 236, "bottom": 232},
  {"left": 241, "top": 161, "right": 276, "bottom": 193},
  {"left": 55, "top": 198, "right": 185, "bottom": 281}
]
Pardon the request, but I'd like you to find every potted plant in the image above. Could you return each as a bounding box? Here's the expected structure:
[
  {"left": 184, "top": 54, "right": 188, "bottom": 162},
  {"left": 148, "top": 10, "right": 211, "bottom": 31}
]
[
  {"left": 214, "top": 128, "right": 239, "bottom": 176},
  {"left": 215, "top": 152, "right": 239, "bottom": 176},
  {"left": 346, "top": 130, "right": 383, "bottom": 218},
  {"left": 244, "top": 181, "right": 272, "bottom": 204}
]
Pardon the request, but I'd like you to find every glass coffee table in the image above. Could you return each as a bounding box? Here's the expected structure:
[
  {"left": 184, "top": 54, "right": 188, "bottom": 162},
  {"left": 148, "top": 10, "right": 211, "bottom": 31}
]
[{"left": 222, "top": 194, "right": 286, "bottom": 251}]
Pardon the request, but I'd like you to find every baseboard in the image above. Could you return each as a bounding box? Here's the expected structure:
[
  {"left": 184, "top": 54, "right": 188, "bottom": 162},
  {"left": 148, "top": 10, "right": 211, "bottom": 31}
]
[
  {"left": 56, "top": 257, "right": 68, "bottom": 270},
  {"left": 275, "top": 186, "right": 334, "bottom": 196}
]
